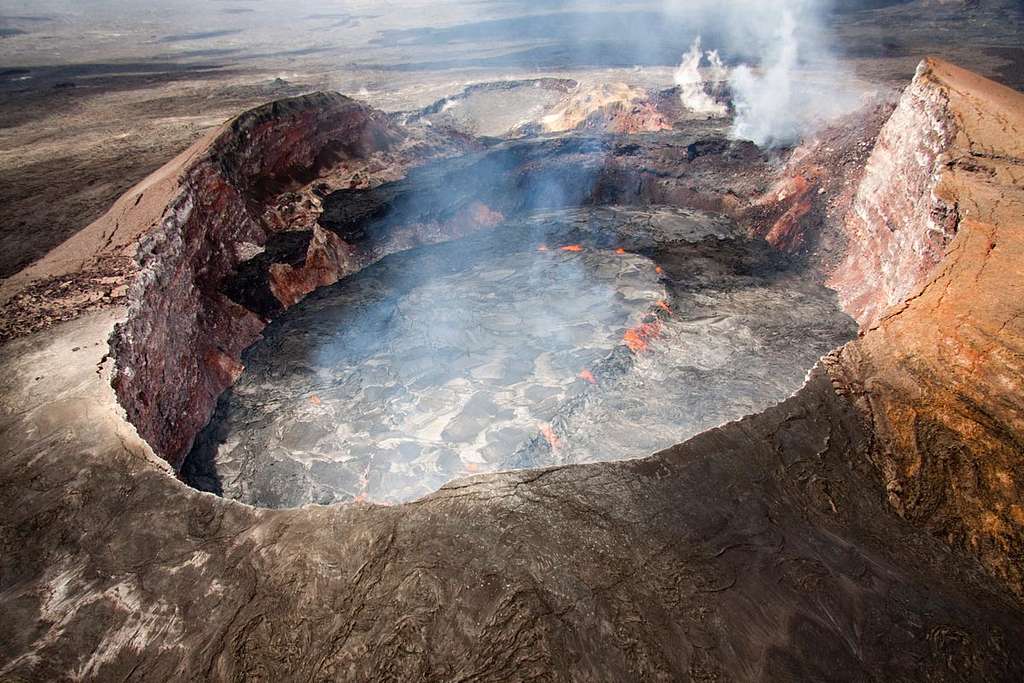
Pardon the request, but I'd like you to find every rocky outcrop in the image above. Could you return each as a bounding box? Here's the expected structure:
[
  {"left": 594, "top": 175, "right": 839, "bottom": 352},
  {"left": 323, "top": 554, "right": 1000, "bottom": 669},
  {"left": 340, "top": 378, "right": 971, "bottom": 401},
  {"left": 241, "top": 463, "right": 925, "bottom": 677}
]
[
  {"left": 825, "top": 58, "right": 1024, "bottom": 599},
  {"left": 828, "top": 59, "right": 961, "bottom": 326},
  {"left": 105, "top": 94, "right": 411, "bottom": 468},
  {"left": 266, "top": 225, "right": 359, "bottom": 309}
]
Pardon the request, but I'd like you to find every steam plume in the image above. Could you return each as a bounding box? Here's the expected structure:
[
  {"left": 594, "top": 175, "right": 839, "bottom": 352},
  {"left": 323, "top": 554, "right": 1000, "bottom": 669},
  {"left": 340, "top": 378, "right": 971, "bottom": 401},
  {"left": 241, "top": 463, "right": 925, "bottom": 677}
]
[
  {"left": 666, "top": 0, "right": 860, "bottom": 147},
  {"left": 674, "top": 36, "right": 728, "bottom": 117},
  {"left": 729, "top": 10, "right": 801, "bottom": 146}
]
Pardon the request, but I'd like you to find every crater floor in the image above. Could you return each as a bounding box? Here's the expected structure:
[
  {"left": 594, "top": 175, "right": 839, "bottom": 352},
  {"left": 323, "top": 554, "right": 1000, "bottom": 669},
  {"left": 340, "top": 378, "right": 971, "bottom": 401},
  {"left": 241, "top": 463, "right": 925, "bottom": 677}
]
[{"left": 185, "top": 207, "right": 857, "bottom": 507}]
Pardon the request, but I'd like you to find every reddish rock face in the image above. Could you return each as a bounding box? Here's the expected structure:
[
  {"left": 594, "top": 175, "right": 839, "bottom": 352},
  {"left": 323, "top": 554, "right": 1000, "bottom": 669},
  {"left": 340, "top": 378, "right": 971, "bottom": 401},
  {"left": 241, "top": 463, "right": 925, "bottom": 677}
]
[
  {"left": 735, "top": 97, "right": 898, "bottom": 270},
  {"left": 108, "top": 94, "right": 409, "bottom": 468},
  {"left": 828, "top": 59, "right": 961, "bottom": 326},
  {"left": 762, "top": 174, "right": 815, "bottom": 252},
  {"left": 268, "top": 226, "right": 359, "bottom": 309},
  {"left": 825, "top": 58, "right": 1024, "bottom": 600}
]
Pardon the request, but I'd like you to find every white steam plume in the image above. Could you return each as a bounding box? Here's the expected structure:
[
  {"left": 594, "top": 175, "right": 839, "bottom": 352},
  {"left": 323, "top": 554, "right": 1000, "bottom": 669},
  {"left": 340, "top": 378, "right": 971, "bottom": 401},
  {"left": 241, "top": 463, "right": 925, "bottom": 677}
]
[
  {"left": 674, "top": 36, "right": 728, "bottom": 117},
  {"left": 665, "top": 0, "right": 861, "bottom": 148},
  {"left": 729, "top": 10, "right": 801, "bottom": 146}
]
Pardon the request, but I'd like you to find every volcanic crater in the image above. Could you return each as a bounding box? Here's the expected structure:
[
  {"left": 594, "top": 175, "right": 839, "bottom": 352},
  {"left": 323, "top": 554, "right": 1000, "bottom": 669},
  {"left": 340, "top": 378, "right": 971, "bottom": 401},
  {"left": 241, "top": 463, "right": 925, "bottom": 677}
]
[
  {"left": 2, "top": 57, "right": 1024, "bottom": 680},
  {"left": 91, "top": 79, "right": 860, "bottom": 509}
]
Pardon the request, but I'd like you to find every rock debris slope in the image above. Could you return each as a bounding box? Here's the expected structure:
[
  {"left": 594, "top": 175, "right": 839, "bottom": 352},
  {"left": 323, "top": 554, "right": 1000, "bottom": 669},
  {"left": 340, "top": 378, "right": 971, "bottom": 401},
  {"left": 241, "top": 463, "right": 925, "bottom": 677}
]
[{"left": 0, "top": 58, "right": 1023, "bottom": 680}]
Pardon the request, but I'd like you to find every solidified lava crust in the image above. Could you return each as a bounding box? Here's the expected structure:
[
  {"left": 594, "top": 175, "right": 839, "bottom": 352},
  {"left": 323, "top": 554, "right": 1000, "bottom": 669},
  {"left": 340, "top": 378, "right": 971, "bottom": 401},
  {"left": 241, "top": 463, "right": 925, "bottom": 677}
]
[{"left": 184, "top": 207, "right": 856, "bottom": 508}]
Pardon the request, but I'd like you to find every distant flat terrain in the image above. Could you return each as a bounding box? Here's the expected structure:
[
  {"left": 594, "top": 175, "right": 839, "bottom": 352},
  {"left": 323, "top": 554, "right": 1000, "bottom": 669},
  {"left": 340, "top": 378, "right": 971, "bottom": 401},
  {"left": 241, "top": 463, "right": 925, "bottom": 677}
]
[{"left": 0, "top": 0, "right": 1021, "bottom": 278}]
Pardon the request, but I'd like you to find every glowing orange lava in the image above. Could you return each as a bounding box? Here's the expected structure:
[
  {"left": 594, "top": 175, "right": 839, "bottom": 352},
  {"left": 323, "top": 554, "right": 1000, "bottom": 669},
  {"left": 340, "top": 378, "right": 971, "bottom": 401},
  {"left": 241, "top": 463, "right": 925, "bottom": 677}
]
[
  {"left": 578, "top": 369, "right": 597, "bottom": 385},
  {"left": 615, "top": 247, "right": 627, "bottom": 255},
  {"left": 623, "top": 320, "right": 662, "bottom": 353},
  {"left": 540, "top": 424, "right": 562, "bottom": 451},
  {"left": 537, "top": 244, "right": 549, "bottom": 252},
  {"left": 657, "top": 300, "right": 672, "bottom": 314},
  {"left": 560, "top": 244, "right": 583, "bottom": 252},
  {"left": 655, "top": 265, "right": 664, "bottom": 275}
]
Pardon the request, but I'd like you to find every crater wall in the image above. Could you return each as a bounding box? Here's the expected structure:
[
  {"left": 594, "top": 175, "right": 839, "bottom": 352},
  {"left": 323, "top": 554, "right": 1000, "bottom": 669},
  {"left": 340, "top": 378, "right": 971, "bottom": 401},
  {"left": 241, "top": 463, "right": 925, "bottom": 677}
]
[
  {"left": 828, "top": 58, "right": 961, "bottom": 325},
  {"left": 825, "top": 58, "right": 1024, "bottom": 599},
  {"left": 107, "top": 94, "right": 404, "bottom": 467}
]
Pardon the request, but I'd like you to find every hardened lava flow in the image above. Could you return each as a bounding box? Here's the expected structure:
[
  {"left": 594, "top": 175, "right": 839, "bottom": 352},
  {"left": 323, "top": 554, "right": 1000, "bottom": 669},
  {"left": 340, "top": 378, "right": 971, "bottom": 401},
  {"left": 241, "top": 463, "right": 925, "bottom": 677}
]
[{"left": 1, "top": 58, "right": 1023, "bottom": 679}]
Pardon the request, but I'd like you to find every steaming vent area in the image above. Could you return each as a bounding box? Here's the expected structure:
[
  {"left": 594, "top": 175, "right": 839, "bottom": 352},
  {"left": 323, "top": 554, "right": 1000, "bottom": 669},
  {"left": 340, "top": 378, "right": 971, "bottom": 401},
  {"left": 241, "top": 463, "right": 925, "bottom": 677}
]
[{"left": 184, "top": 207, "right": 857, "bottom": 507}]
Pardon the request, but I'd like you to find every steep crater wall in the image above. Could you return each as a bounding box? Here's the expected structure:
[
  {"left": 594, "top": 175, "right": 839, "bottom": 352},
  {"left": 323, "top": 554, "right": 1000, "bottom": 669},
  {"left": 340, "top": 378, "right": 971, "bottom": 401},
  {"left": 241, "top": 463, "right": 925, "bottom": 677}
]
[
  {"left": 829, "top": 59, "right": 960, "bottom": 325},
  {"left": 825, "top": 58, "right": 1024, "bottom": 599},
  {"left": 107, "top": 94, "right": 407, "bottom": 467}
]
